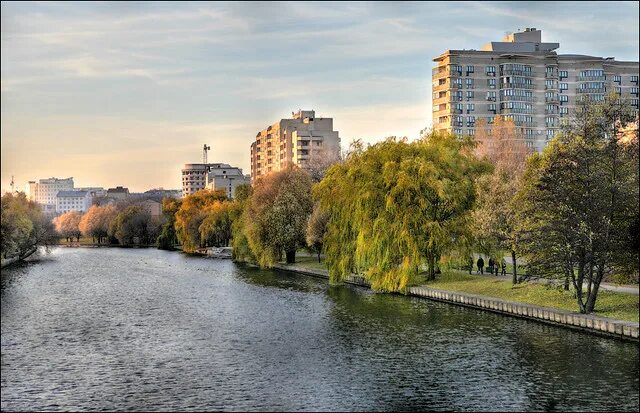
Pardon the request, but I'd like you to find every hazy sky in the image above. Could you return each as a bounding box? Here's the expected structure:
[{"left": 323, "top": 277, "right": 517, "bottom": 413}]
[{"left": 2, "top": 1, "right": 638, "bottom": 192}]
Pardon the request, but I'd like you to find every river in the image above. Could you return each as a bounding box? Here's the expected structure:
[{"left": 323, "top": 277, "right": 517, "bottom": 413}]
[{"left": 1, "top": 248, "right": 638, "bottom": 411}]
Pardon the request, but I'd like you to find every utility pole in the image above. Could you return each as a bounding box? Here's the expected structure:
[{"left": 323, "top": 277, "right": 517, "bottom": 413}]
[
  {"left": 10, "top": 175, "right": 15, "bottom": 192},
  {"left": 203, "top": 144, "right": 211, "bottom": 164}
]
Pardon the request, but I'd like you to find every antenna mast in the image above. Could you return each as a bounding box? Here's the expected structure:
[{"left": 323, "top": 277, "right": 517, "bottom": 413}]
[
  {"left": 10, "top": 175, "right": 15, "bottom": 192},
  {"left": 203, "top": 144, "right": 211, "bottom": 164}
]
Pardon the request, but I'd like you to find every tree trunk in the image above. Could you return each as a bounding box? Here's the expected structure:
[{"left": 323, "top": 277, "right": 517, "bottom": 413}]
[
  {"left": 511, "top": 250, "right": 518, "bottom": 285},
  {"left": 317, "top": 250, "right": 321, "bottom": 263},
  {"left": 285, "top": 250, "right": 296, "bottom": 264},
  {"left": 585, "top": 264, "right": 605, "bottom": 313}
]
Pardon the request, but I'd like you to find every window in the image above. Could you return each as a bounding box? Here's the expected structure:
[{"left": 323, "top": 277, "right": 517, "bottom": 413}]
[
  {"left": 560, "top": 83, "right": 568, "bottom": 91},
  {"left": 488, "top": 103, "right": 496, "bottom": 112},
  {"left": 613, "top": 75, "right": 621, "bottom": 84},
  {"left": 466, "top": 91, "right": 474, "bottom": 99},
  {"left": 631, "top": 75, "right": 639, "bottom": 83},
  {"left": 631, "top": 87, "right": 639, "bottom": 95},
  {"left": 486, "top": 66, "right": 496, "bottom": 76},
  {"left": 486, "top": 91, "right": 496, "bottom": 101},
  {"left": 487, "top": 78, "right": 496, "bottom": 89},
  {"left": 466, "top": 116, "right": 476, "bottom": 127},
  {"left": 466, "top": 103, "right": 475, "bottom": 112},
  {"left": 560, "top": 95, "right": 568, "bottom": 103},
  {"left": 466, "top": 65, "right": 474, "bottom": 74},
  {"left": 559, "top": 70, "right": 568, "bottom": 79},
  {"left": 453, "top": 78, "right": 462, "bottom": 88},
  {"left": 465, "top": 78, "right": 474, "bottom": 88}
]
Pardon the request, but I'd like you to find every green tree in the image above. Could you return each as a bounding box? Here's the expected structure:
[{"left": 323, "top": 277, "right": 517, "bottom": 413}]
[
  {"left": 174, "top": 189, "right": 228, "bottom": 252},
  {"left": 515, "top": 94, "right": 638, "bottom": 314},
  {"left": 199, "top": 200, "right": 237, "bottom": 247},
  {"left": 110, "top": 205, "right": 153, "bottom": 246},
  {"left": 243, "top": 167, "right": 313, "bottom": 266},
  {"left": 231, "top": 184, "right": 254, "bottom": 262},
  {"left": 314, "top": 133, "right": 490, "bottom": 292},
  {"left": 306, "top": 203, "right": 329, "bottom": 263},
  {"left": 1, "top": 192, "right": 57, "bottom": 260},
  {"left": 157, "top": 197, "right": 182, "bottom": 250}
]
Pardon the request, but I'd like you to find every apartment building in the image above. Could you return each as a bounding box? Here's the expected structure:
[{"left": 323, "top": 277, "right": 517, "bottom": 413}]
[
  {"left": 432, "top": 28, "right": 639, "bottom": 151},
  {"left": 25, "top": 177, "right": 74, "bottom": 207},
  {"left": 181, "top": 163, "right": 249, "bottom": 197},
  {"left": 250, "top": 110, "right": 340, "bottom": 181},
  {"left": 56, "top": 191, "right": 92, "bottom": 214}
]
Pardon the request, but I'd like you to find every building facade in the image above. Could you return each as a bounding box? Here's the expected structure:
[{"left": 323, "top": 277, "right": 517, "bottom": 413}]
[
  {"left": 205, "top": 164, "right": 250, "bottom": 199},
  {"left": 56, "top": 191, "right": 92, "bottom": 213},
  {"left": 432, "top": 28, "right": 640, "bottom": 151},
  {"left": 250, "top": 110, "right": 340, "bottom": 181},
  {"left": 25, "top": 177, "right": 74, "bottom": 207},
  {"left": 106, "top": 186, "right": 129, "bottom": 199},
  {"left": 182, "top": 163, "right": 249, "bottom": 198}
]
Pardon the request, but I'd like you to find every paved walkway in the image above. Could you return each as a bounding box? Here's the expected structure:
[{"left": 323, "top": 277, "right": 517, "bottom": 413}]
[{"left": 466, "top": 271, "right": 639, "bottom": 295}]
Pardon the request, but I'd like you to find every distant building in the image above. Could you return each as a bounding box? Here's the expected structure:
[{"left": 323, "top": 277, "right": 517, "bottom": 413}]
[
  {"left": 25, "top": 177, "right": 74, "bottom": 207},
  {"left": 432, "top": 28, "right": 640, "bottom": 152},
  {"left": 77, "top": 187, "right": 106, "bottom": 198},
  {"left": 205, "top": 164, "right": 250, "bottom": 199},
  {"left": 181, "top": 163, "right": 248, "bottom": 198},
  {"left": 140, "top": 199, "right": 162, "bottom": 218},
  {"left": 106, "top": 186, "right": 129, "bottom": 199},
  {"left": 56, "top": 191, "right": 92, "bottom": 213},
  {"left": 143, "top": 188, "right": 182, "bottom": 200},
  {"left": 250, "top": 109, "right": 340, "bottom": 181}
]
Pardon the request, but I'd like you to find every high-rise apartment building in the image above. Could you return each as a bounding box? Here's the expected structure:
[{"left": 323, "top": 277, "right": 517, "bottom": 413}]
[
  {"left": 25, "top": 177, "right": 74, "bottom": 207},
  {"left": 250, "top": 110, "right": 340, "bottom": 181},
  {"left": 432, "top": 28, "right": 639, "bottom": 151}
]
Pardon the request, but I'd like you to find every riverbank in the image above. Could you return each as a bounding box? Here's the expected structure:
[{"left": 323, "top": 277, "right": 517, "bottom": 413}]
[
  {"left": 1, "top": 247, "right": 38, "bottom": 269},
  {"left": 273, "top": 261, "right": 639, "bottom": 341}
]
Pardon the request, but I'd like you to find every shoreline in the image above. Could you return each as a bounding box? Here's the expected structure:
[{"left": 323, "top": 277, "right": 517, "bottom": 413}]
[{"left": 272, "top": 263, "right": 639, "bottom": 342}]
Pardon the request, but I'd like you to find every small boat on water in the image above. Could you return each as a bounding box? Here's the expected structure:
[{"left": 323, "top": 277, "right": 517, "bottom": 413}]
[{"left": 204, "top": 247, "right": 233, "bottom": 259}]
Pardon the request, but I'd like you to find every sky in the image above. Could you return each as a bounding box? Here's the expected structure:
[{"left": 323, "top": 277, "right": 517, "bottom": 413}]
[{"left": 1, "top": 1, "right": 639, "bottom": 192}]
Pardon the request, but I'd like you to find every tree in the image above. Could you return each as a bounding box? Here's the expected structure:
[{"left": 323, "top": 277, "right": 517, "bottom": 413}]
[
  {"left": 306, "top": 146, "right": 342, "bottom": 183},
  {"left": 53, "top": 211, "right": 83, "bottom": 242},
  {"left": 157, "top": 198, "right": 182, "bottom": 250},
  {"left": 79, "top": 204, "right": 117, "bottom": 244},
  {"left": 110, "top": 205, "right": 153, "bottom": 246},
  {"left": 1, "top": 192, "right": 57, "bottom": 260},
  {"left": 514, "top": 94, "right": 638, "bottom": 314},
  {"left": 230, "top": 184, "right": 254, "bottom": 262},
  {"left": 306, "top": 204, "right": 329, "bottom": 262},
  {"left": 242, "top": 167, "right": 313, "bottom": 266},
  {"left": 314, "top": 133, "right": 490, "bottom": 292},
  {"left": 199, "top": 200, "right": 237, "bottom": 247},
  {"left": 473, "top": 116, "right": 531, "bottom": 284},
  {"left": 174, "top": 189, "right": 228, "bottom": 253}
]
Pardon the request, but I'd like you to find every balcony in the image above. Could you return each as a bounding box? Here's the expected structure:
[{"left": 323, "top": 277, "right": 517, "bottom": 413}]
[
  {"left": 502, "top": 82, "right": 535, "bottom": 89},
  {"left": 500, "top": 69, "right": 533, "bottom": 77},
  {"left": 577, "top": 75, "right": 605, "bottom": 81}
]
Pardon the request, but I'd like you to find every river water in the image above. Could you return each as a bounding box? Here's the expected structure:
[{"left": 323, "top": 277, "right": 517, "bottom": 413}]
[{"left": 1, "top": 248, "right": 638, "bottom": 412}]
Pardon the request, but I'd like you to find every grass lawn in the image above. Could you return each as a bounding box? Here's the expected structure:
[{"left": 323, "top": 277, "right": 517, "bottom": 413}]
[
  {"left": 422, "top": 271, "right": 639, "bottom": 323},
  {"left": 287, "top": 255, "right": 328, "bottom": 272}
]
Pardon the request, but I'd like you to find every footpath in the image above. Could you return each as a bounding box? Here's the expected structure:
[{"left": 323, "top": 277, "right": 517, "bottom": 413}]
[{"left": 272, "top": 262, "right": 639, "bottom": 342}]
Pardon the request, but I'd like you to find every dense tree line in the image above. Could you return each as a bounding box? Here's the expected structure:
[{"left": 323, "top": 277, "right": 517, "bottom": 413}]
[{"left": 1, "top": 192, "right": 57, "bottom": 260}]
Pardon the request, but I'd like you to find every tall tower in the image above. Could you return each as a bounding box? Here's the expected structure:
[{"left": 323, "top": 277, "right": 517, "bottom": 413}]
[{"left": 203, "top": 144, "right": 211, "bottom": 164}]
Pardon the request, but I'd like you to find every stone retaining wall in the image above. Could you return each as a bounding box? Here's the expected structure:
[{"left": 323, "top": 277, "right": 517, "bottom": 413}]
[{"left": 272, "top": 263, "right": 639, "bottom": 341}]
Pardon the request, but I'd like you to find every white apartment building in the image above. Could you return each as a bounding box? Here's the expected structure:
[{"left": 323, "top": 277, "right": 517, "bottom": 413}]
[
  {"left": 432, "top": 28, "right": 640, "bottom": 151},
  {"left": 26, "top": 177, "right": 74, "bottom": 206},
  {"left": 250, "top": 110, "right": 340, "bottom": 181},
  {"left": 205, "top": 164, "right": 250, "bottom": 199},
  {"left": 56, "top": 191, "right": 92, "bottom": 213},
  {"left": 181, "top": 163, "right": 249, "bottom": 198}
]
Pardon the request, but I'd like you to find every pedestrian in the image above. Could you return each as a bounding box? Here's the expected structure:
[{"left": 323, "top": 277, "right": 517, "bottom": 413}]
[
  {"left": 494, "top": 261, "right": 499, "bottom": 276},
  {"left": 477, "top": 257, "right": 484, "bottom": 275},
  {"left": 488, "top": 257, "right": 494, "bottom": 274},
  {"left": 501, "top": 259, "right": 507, "bottom": 276}
]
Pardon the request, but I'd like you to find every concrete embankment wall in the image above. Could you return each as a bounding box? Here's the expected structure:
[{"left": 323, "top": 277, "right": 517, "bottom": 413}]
[{"left": 272, "top": 263, "right": 639, "bottom": 341}]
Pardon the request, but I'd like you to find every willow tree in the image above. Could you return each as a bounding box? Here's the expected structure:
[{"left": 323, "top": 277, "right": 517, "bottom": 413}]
[
  {"left": 242, "top": 167, "right": 313, "bottom": 266},
  {"left": 174, "top": 189, "right": 228, "bottom": 252},
  {"left": 314, "top": 133, "right": 490, "bottom": 292},
  {"left": 473, "top": 116, "right": 531, "bottom": 284}
]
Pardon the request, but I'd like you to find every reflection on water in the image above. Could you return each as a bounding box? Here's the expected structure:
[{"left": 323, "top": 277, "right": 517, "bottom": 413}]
[{"left": 1, "top": 248, "right": 638, "bottom": 412}]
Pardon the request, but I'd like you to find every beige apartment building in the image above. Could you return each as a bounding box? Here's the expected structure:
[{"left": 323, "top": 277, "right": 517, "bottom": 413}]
[
  {"left": 432, "top": 28, "right": 639, "bottom": 151},
  {"left": 250, "top": 110, "right": 340, "bottom": 181},
  {"left": 181, "top": 163, "right": 249, "bottom": 198}
]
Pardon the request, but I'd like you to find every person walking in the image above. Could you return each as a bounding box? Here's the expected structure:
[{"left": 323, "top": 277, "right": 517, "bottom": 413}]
[
  {"left": 488, "top": 258, "right": 494, "bottom": 275},
  {"left": 477, "top": 257, "right": 485, "bottom": 275},
  {"left": 501, "top": 258, "right": 507, "bottom": 276},
  {"left": 494, "top": 261, "right": 499, "bottom": 276}
]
